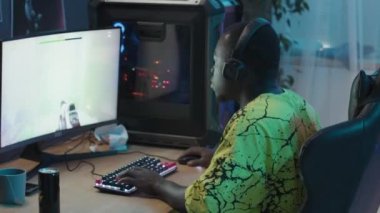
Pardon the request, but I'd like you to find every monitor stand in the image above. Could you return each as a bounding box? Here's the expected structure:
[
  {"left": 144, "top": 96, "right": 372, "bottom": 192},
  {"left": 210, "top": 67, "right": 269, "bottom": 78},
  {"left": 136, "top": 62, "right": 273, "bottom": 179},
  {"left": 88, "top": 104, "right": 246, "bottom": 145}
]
[
  {"left": 0, "top": 143, "right": 44, "bottom": 180},
  {"left": 20, "top": 142, "right": 48, "bottom": 179},
  {"left": 18, "top": 132, "right": 123, "bottom": 179},
  {"left": 20, "top": 143, "right": 43, "bottom": 162},
  {"left": 39, "top": 132, "right": 121, "bottom": 163},
  {"left": 0, "top": 132, "right": 124, "bottom": 179}
]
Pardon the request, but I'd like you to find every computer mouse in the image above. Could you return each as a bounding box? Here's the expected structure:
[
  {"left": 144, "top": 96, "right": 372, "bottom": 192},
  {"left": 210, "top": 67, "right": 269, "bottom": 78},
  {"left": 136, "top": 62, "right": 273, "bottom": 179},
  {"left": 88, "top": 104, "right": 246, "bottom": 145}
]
[{"left": 177, "top": 155, "right": 201, "bottom": 165}]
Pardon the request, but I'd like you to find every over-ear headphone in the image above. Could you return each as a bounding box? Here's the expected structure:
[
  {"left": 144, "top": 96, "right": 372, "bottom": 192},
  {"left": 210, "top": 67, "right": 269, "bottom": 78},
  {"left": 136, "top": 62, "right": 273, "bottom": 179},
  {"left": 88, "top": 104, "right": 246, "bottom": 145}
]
[{"left": 223, "top": 18, "right": 271, "bottom": 81}]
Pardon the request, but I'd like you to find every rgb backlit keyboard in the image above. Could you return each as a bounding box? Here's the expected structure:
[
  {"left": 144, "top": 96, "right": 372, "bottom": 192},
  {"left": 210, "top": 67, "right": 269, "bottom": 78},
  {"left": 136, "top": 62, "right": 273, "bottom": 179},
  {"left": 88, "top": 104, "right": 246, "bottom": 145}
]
[{"left": 94, "top": 156, "right": 177, "bottom": 194}]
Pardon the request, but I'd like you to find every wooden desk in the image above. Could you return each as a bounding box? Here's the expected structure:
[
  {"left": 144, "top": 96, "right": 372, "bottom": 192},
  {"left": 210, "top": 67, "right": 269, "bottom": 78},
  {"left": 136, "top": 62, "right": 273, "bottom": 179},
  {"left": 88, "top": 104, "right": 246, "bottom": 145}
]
[{"left": 0, "top": 144, "right": 204, "bottom": 213}]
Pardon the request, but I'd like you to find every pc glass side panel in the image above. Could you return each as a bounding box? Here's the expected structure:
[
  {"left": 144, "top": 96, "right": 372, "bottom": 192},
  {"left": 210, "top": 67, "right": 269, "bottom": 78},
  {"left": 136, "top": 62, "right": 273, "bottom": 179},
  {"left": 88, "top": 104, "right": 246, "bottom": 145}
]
[{"left": 95, "top": 4, "right": 213, "bottom": 138}]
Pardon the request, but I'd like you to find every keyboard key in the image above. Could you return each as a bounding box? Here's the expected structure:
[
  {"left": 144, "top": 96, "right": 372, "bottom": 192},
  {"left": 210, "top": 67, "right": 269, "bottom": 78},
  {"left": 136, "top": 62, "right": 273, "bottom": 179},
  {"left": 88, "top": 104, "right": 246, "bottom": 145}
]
[{"left": 94, "top": 156, "right": 177, "bottom": 194}]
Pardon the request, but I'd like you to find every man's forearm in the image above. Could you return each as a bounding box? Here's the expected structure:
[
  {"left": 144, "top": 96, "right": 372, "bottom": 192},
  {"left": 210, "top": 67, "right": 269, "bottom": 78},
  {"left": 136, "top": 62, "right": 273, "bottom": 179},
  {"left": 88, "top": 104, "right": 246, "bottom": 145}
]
[{"left": 153, "top": 180, "right": 187, "bottom": 212}]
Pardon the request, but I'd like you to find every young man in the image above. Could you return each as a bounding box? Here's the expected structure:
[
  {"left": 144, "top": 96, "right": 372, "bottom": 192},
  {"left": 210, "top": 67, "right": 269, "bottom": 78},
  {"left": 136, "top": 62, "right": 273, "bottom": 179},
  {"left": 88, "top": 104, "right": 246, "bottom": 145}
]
[{"left": 117, "top": 19, "right": 320, "bottom": 212}]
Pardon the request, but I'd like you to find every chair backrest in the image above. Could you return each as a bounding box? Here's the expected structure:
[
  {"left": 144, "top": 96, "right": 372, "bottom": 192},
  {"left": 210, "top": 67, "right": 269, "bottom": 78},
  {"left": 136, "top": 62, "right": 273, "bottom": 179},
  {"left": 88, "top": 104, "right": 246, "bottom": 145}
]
[
  {"left": 348, "top": 70, "right": 379, "bottom": 120},
  {"left": 349, "top": 143, "right": 380, "bottom": 213},
  {"left": 300, "top": 70, "right": 380, "bottom": 213}
]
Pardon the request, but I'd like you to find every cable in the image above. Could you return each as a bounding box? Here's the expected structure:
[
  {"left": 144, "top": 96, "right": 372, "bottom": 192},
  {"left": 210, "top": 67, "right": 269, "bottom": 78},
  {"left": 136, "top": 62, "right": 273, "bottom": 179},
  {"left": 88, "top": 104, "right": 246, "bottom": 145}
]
[
  {"left": 63, "top": 132, "right": 103, "bottom": 177},
  {"left": 65, "top": 160, "right": 103, "bottom": 177}
]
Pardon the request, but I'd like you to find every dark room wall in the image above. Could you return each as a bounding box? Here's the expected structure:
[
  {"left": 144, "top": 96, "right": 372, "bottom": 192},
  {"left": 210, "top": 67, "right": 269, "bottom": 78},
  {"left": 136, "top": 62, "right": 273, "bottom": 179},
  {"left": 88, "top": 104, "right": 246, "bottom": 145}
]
[
  {"left": 64, "top": 0, "right": 89, "bottom": 31},
  {"left": 0, "top": 0, "right": 12, "bottom": 39},
  {"left": 0, "top": 0, "right": 89, "bottom": 40}
]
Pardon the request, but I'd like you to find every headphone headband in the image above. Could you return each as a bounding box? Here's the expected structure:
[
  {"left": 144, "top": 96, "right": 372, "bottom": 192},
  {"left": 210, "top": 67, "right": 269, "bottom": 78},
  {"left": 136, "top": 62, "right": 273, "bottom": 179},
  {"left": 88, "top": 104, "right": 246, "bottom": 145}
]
[
  {"left": 222, "top": 18, "right": 271, "bottom": 81},
  {"left": 232, "top": 18, "right": 271, "bottom": 60}
]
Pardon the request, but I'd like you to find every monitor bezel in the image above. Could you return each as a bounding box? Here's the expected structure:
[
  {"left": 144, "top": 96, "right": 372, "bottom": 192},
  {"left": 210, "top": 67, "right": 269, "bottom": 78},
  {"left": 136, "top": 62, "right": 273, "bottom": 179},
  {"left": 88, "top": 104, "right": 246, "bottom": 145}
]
[{"left": 0, "top": 27, "right": 121, "bottom": 154}]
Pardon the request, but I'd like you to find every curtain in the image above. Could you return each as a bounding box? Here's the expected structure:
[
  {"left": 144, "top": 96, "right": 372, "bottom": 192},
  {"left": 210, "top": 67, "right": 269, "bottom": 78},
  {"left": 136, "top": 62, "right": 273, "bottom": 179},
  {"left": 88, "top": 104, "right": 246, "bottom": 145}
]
[{"left": 272, "top": 0, "right": 380, "bottom": 127}]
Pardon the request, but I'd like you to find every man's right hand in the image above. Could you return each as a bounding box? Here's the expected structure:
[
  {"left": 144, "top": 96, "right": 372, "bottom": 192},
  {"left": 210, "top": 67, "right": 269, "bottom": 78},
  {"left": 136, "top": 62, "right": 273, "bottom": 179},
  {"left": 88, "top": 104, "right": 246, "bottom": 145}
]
[{"left": 177, "top": 146, "right": 214, "bottom": 168}]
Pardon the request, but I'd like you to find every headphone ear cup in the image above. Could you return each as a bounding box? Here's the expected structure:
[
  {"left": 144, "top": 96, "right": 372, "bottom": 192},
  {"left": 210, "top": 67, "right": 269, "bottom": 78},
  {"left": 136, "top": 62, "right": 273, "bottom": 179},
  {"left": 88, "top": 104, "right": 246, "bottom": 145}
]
[
  {"left": 223, "top": 62, "right": 235, "bottom": 81},
  {"left": 223, "top": 58, "right": 246, "bottom": 81}
]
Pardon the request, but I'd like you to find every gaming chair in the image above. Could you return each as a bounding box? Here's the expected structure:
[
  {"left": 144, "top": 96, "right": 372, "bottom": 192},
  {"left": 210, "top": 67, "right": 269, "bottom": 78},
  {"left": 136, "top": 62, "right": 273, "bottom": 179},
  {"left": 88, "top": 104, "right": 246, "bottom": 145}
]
[{"left": 300, "top": 70, "right": 380, "bottom": 213}]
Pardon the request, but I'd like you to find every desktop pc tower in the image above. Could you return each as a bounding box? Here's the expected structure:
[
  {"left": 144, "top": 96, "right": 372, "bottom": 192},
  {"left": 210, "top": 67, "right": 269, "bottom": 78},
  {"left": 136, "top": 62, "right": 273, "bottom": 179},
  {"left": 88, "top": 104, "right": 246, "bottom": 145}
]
[{"left": 90, "top": 0, "right": 241, "bottom": 148}]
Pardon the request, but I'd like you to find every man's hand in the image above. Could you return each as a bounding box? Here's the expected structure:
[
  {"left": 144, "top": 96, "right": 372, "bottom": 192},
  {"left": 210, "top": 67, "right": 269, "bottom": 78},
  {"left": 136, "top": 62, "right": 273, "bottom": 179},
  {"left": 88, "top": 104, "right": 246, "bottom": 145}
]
[
  {"left": 117, "top": 167, "right": 187, "bottom": 211},
  {"left": 177, "top": 146, "right": 214, "bottom": 167},
  {"left": 117, "top": 167, "right": 164, "bottom": 198}
]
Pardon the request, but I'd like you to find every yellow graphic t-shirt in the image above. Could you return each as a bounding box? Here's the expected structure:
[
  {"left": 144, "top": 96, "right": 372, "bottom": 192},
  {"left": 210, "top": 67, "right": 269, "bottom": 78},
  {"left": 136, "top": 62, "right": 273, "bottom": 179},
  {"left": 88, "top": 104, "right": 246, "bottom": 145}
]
[{"left": 185, "top": 89, "right": 321, "bottom": 213}]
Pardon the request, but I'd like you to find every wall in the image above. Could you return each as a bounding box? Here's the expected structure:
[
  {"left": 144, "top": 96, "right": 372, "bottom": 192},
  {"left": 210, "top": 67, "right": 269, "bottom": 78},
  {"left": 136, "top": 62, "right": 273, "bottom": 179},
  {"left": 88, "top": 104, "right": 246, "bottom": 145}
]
[
  {"left": 64, "top": 0, "right": 89, "bottom": 31},
  {"left": 0, "top": 0, "right": 11, "bottom": 39},
  {"left": 0, "top": 0, "right": 89, "bottom": 40},
  {"left": 273, "top": 0, "right": 380, "bottom": 128}
]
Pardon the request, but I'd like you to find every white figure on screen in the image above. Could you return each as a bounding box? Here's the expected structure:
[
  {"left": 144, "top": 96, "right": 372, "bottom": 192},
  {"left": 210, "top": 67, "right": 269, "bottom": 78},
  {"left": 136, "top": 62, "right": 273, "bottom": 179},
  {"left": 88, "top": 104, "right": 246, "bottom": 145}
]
[
  {"left": 68, "top": 103, "right": 81, "bottom": 128},
  {"left": 58, "top": 101, "right": 81, "bottom": 130},
  {"left": 58, "top": 101, "right": 68, "bottom": 130}
]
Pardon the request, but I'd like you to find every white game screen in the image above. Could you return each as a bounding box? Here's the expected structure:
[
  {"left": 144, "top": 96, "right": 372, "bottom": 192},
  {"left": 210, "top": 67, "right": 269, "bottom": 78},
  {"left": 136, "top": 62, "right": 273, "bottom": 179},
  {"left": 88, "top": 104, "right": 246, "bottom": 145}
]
[{"left": 1, "top": 28, "right": 120, "bottom": 148}]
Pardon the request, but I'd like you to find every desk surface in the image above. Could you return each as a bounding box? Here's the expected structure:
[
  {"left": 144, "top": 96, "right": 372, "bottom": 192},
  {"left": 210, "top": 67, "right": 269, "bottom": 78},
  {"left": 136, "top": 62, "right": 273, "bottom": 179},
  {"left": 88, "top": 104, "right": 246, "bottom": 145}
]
[{"left": 0, "top": 144, "right": 204, "bottom": 213}]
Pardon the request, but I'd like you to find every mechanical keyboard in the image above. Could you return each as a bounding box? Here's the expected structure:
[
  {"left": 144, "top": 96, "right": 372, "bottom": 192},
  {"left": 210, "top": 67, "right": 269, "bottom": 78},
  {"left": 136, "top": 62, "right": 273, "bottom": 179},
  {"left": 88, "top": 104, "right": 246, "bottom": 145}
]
[{"left": 94, "top": 156, "right": 177, "bottom": 194}]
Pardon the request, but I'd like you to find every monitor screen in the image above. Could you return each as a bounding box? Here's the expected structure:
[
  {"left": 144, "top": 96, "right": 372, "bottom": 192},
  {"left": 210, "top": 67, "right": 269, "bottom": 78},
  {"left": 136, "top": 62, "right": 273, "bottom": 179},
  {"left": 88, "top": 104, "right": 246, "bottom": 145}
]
[{"left": 0, "top": 28, "right": 120, "bottom": 151}]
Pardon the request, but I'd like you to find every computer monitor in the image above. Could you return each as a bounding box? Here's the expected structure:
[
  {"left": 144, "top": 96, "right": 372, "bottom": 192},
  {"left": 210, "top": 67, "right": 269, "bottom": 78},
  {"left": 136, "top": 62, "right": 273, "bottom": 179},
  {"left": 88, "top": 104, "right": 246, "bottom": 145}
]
[{"left": 0, "top": 28, "right": 121, "bottom": 158}]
